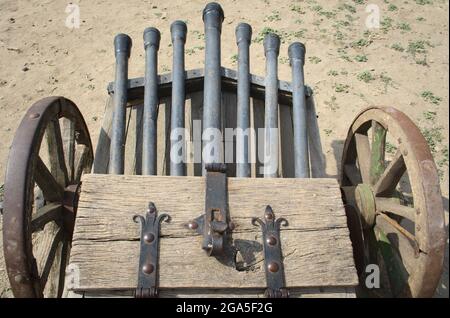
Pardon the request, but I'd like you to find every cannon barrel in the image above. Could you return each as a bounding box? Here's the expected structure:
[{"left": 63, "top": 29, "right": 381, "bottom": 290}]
[
  {"left": 263, "top": 33, "right": 280, "bottom": 178},
  {"left": 289, "top": 42, "right": 310, "bottom": 178},
  {"left": 235, "top": 23, "right": 252, "bottom": 178},
  {"left": 142, "top": 27, "right": 160, "bottom": 175},
  {"left": 110, "top": 33, "right": 132, "bottom": 174},
  {"left": 202, "top": 2, "right": 224, "bottom": 173},
  {"left": 170, "top": 21, "right": 188, "bottom": 176}
]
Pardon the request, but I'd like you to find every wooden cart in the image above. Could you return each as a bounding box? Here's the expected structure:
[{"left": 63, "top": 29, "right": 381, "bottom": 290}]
[{"left": 2, "top": 3, "right": 445, "bottom": 298}]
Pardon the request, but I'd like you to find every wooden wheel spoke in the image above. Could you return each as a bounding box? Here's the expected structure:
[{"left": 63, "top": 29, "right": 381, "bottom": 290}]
[
  {"left": 376, "top": 214, "right": 419, "bottom": 273},
  {"left": 35, "top": 156, "right": 64, "bottom": 202},
  {"left": 370, "top": 121, "right": 386, "bottom": 185},
  {"left": 74, "top": 144, "right": 91, "bottom": 182},
  {"left": 354, "top": 133, "right": 371, "bottom": 184},
  {"left": 46, "top": 119, "right": 69, "bottom": 187},
  {"left": 373, "top": 149, "right": 406, "bottom": 196},
  {"left": 62, "top": 118, "right": 75, "bottom": 182},
  {"left": 57, "top": 240, "right": 70, "bottom": 297},
  {"left": 36, "top": 228, "right": 65, "bottom": 293},
  {"left": 31, "top": 203, "right": 63, "bottom": 232},
  {"left": 376, "top": 197, "right": 415, "bottom": 222},
  {"left": 343, "top": 164, "right": 362, "bottom": 185}
]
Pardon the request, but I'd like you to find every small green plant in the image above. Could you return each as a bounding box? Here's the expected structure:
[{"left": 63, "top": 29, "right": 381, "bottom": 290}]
[
  {"left": 324, "top": 95, "right": 339, "bottom": 111},
  {"left": 265, "top": 10, "right": 281, "bottom": 22},
  {"left": 415, "top": 0, "right": 432, "bottom": 4},
  {"left": 388, "top": 4, "right": 398, "bottom": 11},
  {"left": 279, "top": 57, "right": 289, "bottom": 64},
  {"left": 354, "top": 55, "right": 368, "bottom": 62},
  {"left": 397, "top": 22, "right": 411, "bottom": 31},
  {"left": 290, "top": 5, "right": 306, "bottom": 14},
  {"left": 327, "top": 70, "right": 339, "bottom": 76},
  {"left": 423, "top": 110, "right": 437, "bottom": 121},
  {"left": 353, "top": 0, "right": 365, "bottom": 4},
  {"left": 352, "top": 38, "right": 371, "bottom": 48},
  {"left": 191, "top": 30, "right": 204, "bottom": 40},
  {"left": 380, "top": 73, "right": 394, "bottom": 92},
  {"left": 324, "top": 129, "right": 333, "bottom": 136},
  {"left": 230, "top": 54, "right": 238, "bottom": 64},
  {"left": 421, "top": 126, "right": 443, "bottom": 153},
  {"left": 385, "top": 141, "right": 397, "bottom": 154},
  {"left": 309, "top": 56, "right": 322, "bottom": 64},
  {"left": 407, "top": 40, "right": 431, "bottom": 56},
  {"left": 357, "top": 71, "right": 375, "bottom": 83},
  {"left": 421, "top": 91, "right": 442, "bottom": 105},
  {"left": 416, "top": 16, "right": 426, "bottom": 21},
  {"left": 334, "top": 83, "right": 350, "bottom": 93},
  {"left": 438, "top": 146, "right": 449, "bottom": 168},
  {"left": 253, "top": 27, "right": 281, "bottom": 43},
  {"left": 339, "top": 3, "right": 356, "bottom": 13},
  {"left": 381, "top": 17, "right": 393, "bottom": 32},
  {"left": 391, "top": 43, "right": 405, "bottom": 52}
]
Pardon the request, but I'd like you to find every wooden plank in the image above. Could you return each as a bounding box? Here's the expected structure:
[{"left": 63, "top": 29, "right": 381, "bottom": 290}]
[
  {"left": 306, "top": 95, "right": 326, "bottom": 178},
  {"left": 251, "top": 98, "right": 265, "bottom": 178},
  {"left": 279, "top": 104, "right": 295, "bottom": 178},
  {"left": 93, "top": 96, "right": 114, "bottom": 174},
  {"left": 70, "top": 174, "right": 357, "bottom": 292},
  {"left": 223, "top": 92, "right": 237, "bottom": 177},
  {"left": 124, "top": 105, "right": 143, "bottom": 175}
]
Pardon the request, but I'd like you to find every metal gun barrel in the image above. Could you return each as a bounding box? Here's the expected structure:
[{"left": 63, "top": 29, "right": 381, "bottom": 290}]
[
  {"left": 202, "top": 2, "right": 224, "bottom": 173},
  {"left": 235, "top": 23, "right": 252, "bottom": 178},
  {"left": 289, "top": 42, "right": 310, "bottom": 178},
  {"left": 142, "top": 27, "right": 160, "bottom": 175},
  {"left": 263, "top": 33, "right": 280, "bottom": 178},
  {"left": 110, "top": 33, "right": 132, "bottom": 174},
  {"left": 170, "top": 21, "right": 188, "bottom": 176}
]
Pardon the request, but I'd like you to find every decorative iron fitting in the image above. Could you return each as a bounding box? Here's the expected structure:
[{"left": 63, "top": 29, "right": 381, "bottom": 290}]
[
  {"left": 187, "top": 163, "right": 233, "bottom": 258},
  {"left": 252, "top": 205, "right": 289, "bottom": 298},
  {"left": 133, "top": 202, "right": 171, "bottom": 298}
]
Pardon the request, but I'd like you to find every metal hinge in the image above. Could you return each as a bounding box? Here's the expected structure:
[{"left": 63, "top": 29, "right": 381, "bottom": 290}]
[
  {"left": 252, "top": 205, "right": 289, "bottom": 298},
  {"left": 133, "top": 202, "right": 171, "bottom": 298}
]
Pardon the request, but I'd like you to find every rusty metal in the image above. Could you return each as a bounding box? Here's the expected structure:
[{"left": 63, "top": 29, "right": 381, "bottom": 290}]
[
  {"left": 187, "top": 163, "right": 231, "bottom": 257},
  {"left": 3, "top": 96, "right": 92, "bottom": 297},
  {"left": 340, "top": 106, "right": 445, "bottom": 297},
  {"left": 133, "top": 202, "right": 171, "bottom": 298},
  {"left": 252, "top": 205, "right": 289, "bottom": 298}
]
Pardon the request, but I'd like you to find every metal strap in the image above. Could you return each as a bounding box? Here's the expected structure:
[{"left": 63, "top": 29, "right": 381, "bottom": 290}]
[
  {"left": 133, "top": 202, "right": 170, "bottom": 298},
  {"left": 252, "top": 205, "right": 289, "bottom": 298}
]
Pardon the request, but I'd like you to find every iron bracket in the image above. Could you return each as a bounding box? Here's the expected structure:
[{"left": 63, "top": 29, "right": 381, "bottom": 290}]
[
  {"left": 188, "top": 163, "right": 233, "bottom": 258},
  {"left": 133, "top": 202, "right": 171, "bottom": 298},
  {"left": 252, "top": 205, "right": 289, "bottom": 298}
]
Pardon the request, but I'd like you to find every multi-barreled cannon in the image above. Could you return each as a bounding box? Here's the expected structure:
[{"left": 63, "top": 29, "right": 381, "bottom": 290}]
[{"left": 2, "top": 2, "right": 445, "bottom": 298}]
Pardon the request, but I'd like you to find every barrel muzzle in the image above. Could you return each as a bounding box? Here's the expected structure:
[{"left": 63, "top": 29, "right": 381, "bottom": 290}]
[
  {"left": 143, "top": 27, "right": 161, "bottom": 50},
  {"left": 114, "top": 33, "right": 132, "bottom": 58},
  {"left": 235, "top": 23, "right": 252, "bottom": 45},
  {"left": 263, "top": 33, "right": 280, "bottom": 56},
  {"left": 170, "top": 20, "right": 188, "bottom": 43},
  {"left": 202, "top": 2, "right": 225, "bottom": 31},
  {"left": 288, "top": 42, "right": 306, "bottom": 65}
]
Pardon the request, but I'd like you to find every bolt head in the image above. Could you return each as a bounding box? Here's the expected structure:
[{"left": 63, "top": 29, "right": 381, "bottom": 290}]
[
  {"left": 142, "top": 264, "right": 154, "bottom": 274},
  {"left": 266, "top": 236, "right": 277, "bottom": 246},
  {"left": 144, "top": 233, "right": 155, "bottom": 243},
  {"left": 268, "top": 262, "right": 279, "bottom": 273},
  {"left": 188, "top": 221, "right": 198, "bottom": 230}
]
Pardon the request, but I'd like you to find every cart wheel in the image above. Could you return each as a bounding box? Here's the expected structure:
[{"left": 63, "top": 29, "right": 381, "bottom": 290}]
[
  {"left": 340, "top": 106, "right": 445, "bottom": 297},
  {"left": 2, "top": 97, "right": 93, "bottom": 298}
]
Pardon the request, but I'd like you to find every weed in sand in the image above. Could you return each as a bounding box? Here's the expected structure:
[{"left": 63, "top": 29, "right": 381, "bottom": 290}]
[
  {"left": 354, "top": 55, "right": 368, "bottom": 62},
  {"left": 391, "top": 43, "right": 405, "bottom": 52},
  {"left": 421, "top": 90, "right": 442, "bottom": 105},
  {"left": 357, "top": 71, "right": 375, "bottom": 83}
]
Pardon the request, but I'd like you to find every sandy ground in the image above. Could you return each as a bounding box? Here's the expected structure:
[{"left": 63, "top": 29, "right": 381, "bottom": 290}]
[{"left": 0, "top": 0, "right": 448, "bottom": 297}]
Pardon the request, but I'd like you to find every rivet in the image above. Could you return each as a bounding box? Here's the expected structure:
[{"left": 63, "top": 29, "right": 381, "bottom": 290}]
[
  {"left": 29, "top": 113, "right": 40, "bottom": 119},
  {"left": 144, "top": 233, "right": 155, "bottom": 243},
  {"left": 268, "top": 262, "right": 279, "bottom": 273},
  {"left": 188, "top": 221, "right": 198, "bottom": 230},
  {"left": 265, "top": 213, "right": 274, "bottom": 221},
  {"left": 147, "top": 205, "right": 156, "bottom": 214},
  {"left": 266, "top": 236, "right": 277, "bottom": 246},
  {"left": 142, "top": 264, "right": 154, "bottom": 274}
]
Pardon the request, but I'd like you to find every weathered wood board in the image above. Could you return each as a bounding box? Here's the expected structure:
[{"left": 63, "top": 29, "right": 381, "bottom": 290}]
[{"left": 69, "top": 174, "right": 358, "bottom": 296}]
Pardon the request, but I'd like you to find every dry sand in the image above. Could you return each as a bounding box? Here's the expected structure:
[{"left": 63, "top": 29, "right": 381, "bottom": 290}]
[{"left": 0, "top": 0, "right": 448, "bottom": 297}]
